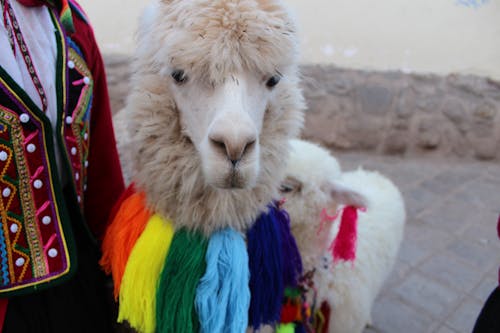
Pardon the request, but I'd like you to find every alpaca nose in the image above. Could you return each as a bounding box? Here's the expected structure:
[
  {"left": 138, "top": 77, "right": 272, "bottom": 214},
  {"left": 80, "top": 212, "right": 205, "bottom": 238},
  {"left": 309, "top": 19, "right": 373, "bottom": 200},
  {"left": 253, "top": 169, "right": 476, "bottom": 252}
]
[{"left": 209, "top": 133, "right": 256, "bottom": 165}]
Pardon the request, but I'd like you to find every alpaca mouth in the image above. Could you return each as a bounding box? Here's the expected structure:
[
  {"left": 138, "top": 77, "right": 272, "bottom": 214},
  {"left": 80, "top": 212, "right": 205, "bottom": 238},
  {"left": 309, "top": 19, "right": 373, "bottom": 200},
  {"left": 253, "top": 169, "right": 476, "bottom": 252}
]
[
  {"left": 214, "top": 169, "right": 246, "bottom": 189},
  {"left": 229, "top": 169, "right": 245, "bottom": 189}
]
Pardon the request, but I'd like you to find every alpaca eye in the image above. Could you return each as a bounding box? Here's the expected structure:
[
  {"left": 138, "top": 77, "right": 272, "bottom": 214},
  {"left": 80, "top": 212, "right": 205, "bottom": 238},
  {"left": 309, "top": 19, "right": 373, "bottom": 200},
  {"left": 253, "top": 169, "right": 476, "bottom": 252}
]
[
  {"left": 171, "top": 70, "right": 188, "bottom": 84},
  {"left": 280, "top": 177, "right": 302, "bottom": 194},
  {"left": 279, "top": 183, "right": 295, "bottom": 193},
  {"left": 266, "top": 75, "right": 281, "bottom": 88}
]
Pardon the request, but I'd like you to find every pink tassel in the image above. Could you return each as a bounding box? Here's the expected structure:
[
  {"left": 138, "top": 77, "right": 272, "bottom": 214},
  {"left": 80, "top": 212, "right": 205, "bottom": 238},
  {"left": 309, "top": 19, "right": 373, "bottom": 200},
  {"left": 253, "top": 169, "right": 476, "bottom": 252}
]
[{"left": 329, "top": 206, "right": 358, "bottom": 262}]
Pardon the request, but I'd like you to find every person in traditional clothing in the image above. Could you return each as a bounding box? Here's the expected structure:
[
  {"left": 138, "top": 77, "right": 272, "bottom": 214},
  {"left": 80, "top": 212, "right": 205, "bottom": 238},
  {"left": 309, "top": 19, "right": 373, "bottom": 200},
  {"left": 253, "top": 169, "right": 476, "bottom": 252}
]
[
  {"left": 472, "top": 214, "right": 500, "bottom": 333},
  {"left": 0, "top": 0, "right": 124, "bottom": 332}
]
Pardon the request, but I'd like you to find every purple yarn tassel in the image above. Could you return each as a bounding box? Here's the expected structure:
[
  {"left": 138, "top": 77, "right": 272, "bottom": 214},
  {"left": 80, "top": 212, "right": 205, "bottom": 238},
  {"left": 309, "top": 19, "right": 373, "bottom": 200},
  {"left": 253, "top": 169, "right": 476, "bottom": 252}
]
[
  {"left": 247, "top": 205, "right": 284, "bottom": 329},
  {"left": 276, "top": 207, "right": 303, "bottom": 287}
]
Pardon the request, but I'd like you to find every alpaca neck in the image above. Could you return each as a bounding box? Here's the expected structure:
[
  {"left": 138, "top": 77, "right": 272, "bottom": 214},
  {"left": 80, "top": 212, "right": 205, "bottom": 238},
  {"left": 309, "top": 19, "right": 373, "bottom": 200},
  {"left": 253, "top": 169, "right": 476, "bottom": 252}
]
[{"left": 292, "top": 223, "right": 331, "bottom": 271}]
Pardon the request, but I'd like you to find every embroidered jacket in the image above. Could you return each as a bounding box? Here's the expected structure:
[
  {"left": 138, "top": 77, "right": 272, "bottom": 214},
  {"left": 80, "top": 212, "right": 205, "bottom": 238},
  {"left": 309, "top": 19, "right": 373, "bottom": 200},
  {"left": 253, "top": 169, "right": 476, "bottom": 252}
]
[{"left": 0, "top": 0, "right": 124, "bottom": 296}]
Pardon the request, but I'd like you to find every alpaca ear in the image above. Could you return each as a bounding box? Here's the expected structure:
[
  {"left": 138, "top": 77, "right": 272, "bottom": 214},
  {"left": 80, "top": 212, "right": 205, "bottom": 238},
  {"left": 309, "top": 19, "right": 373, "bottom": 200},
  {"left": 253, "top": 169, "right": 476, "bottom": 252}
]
[{"left": 328, "top": 181, "right": 367, "bottom": 209}]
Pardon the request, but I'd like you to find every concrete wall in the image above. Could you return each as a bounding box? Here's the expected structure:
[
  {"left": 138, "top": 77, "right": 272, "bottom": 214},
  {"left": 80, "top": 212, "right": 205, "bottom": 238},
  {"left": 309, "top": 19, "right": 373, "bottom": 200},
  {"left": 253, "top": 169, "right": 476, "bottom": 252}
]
[
  {"left": 286, "top": 0, "right": 500, "bottom": 80},
  {"left": 81, "top": 0, "right": 500, "bottom": 80}
]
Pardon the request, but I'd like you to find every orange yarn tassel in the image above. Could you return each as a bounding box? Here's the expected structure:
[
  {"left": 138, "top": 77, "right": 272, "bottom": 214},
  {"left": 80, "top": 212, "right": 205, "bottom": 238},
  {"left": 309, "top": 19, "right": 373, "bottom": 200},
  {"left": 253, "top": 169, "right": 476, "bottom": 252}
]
[{"left": 100, "top": 190, "right": 151, "bottom": 299}]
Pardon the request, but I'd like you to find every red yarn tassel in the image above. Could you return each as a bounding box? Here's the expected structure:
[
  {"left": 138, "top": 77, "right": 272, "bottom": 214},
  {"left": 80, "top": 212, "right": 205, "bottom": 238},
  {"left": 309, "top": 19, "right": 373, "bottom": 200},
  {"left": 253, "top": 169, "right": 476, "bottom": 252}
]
[
  {"left": 107, "top": 183, "right": 136, "bottom": 224},
  {"left": 320, "top": 301, "right": 331, "bottom": 333},
  {"left": 280, "top": 302, "right": 300, "bottom": 323},
  {"left": 329, "top": 206, "right": 358, "bottom": 263}
]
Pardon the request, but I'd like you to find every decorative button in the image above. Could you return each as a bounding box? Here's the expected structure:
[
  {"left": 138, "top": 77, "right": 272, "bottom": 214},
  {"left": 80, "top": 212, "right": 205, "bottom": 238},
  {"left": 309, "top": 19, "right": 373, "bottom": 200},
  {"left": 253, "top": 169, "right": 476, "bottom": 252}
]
[
  {"left": 77, "top": 195, "right": 81, "bottom": 203},
  {"left": 33, "top": 179, "right": 43, "bottom": 189},
  {"left": 10, "top": 224, "right": 18, "bottom": 233},
  {"left": 75, "top": 172, "right": 79, "bottom": 181},
  {"left": 65, "top": 116, "right": 72, "bottom": 125},
  {"left": 71, "top": 147, "right": 77, "bottom": 155},
  {"left": 83, "top": 76, "right": 90, "bottom": 85},
  {"left": 19, "top": 113, "right": 30, "bottom": 123},
  {"left": 67, "top": 60, "right": 75, "bottom": 69},
  {"left": 42, "top": 216, "right": 51, "bottom": 225},
  {"left": 27, "top": 143, "right": 36, "bottom": 153},
  {"left": 85, "top": 161, "right": 89, "bottom": 168},
  {"left": 15, "top": 258, "right": 25, "bottom": 267},
  {"left": 0, "top": 151, "right": 7, "bottom": 161},
  {"left": 2, "top": 188, "right": 11, "bottom": 197},
  {"left": 84, "top": 133, "right": 88, "bottom": 141},
  {"left": 48, "top": 248, "right": 58, "bottom": 258},
  {"left": 84, "top": 184, "right": 87, "bottom": 191}
]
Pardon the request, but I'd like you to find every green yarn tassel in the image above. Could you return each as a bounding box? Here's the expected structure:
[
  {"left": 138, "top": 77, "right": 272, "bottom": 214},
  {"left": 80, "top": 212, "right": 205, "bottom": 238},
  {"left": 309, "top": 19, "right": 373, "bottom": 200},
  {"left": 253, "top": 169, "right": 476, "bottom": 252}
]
[
  {"left": 277, "top": 323, "right": 296, "bottom": 333},
  {"left": 156, "top": 228, "right": 208, "bottom": 333}
]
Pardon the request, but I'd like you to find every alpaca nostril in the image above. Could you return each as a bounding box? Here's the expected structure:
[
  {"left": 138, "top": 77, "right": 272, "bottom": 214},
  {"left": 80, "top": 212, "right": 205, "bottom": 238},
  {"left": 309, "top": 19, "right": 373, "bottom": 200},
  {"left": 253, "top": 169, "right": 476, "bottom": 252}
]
[
  {"left": 210, "top": 137, "right": 227, "bottom": 154},
  {"left": 209, "top": 133, "right": 256, "bottom": 165},
  {"left": 243, "top": 139, "right": 255, "bottom": 156},
  {"left": 232, "top": 138, "right": 256, "bottom": 162}
]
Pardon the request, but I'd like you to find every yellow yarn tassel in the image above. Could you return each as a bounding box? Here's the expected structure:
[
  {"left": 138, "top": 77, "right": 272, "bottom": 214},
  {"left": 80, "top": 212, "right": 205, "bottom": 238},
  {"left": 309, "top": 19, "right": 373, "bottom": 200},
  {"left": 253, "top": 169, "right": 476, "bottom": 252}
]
[{"left": 118, "top": 215, "right": 174, "bottom": 333}]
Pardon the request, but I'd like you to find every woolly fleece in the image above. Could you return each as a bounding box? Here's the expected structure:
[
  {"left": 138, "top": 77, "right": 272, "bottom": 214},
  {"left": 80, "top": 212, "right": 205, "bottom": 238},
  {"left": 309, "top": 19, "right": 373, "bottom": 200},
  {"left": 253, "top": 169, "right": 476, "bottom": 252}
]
[
  {"left": 282, "top": 140, "right": 406, "bottom": 333},
  {"left": 118, "top": 0, "right": 305, "bottom": 235}
]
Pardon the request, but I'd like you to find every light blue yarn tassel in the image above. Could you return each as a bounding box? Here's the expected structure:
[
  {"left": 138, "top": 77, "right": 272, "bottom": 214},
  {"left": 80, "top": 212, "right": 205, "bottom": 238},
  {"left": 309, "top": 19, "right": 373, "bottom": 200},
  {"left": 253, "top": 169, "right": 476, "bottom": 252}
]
[{"left": 195, "top": 228, "right": 250, "bottom": 333}]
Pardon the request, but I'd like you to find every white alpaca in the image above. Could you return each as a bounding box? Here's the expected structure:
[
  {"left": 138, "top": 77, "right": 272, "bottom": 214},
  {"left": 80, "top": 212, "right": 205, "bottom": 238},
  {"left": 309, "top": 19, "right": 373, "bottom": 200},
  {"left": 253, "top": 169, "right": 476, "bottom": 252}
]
[
  {"left": 115, "top": 0, "right": 305, "bottom": 235},
  {"left": 280, "top": 139, "right": 406, "bottom": 333}
]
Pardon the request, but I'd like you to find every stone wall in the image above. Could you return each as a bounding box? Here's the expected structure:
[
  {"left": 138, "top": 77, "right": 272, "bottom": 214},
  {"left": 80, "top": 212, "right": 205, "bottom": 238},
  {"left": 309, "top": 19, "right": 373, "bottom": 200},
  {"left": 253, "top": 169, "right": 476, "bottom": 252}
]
[
  {"left": 301, "top": 66, "right": 500, "bottom": 161},
  {"left": 105, "top": 55, "right": 132, "bottom": 114},
  {"left": 105, "top": 55, "right": 500, "bottom": 161}
]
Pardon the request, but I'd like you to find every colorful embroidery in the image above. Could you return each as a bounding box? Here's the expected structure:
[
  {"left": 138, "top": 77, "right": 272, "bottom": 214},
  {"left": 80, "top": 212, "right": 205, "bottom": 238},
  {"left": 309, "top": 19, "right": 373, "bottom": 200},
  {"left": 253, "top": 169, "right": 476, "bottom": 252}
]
[
  {"left": 1, "top": 0, "right": 49, "bottom": 112},
  {"left": 0, "top": 226, "right": 9, "bottom": 285},
  {"left": 0, "top": 66, "right": 73, "bottom": 295},
  {"left": 68, "top": 0, "right": 89, "bottom": 25},
  {"left": 0, "top": 113, "right": 38, "bottom": 283},
  {"left": 63, "top": 43, "right": 93, "bottom": 208},
  {"left": 45, "top": 0, "right": 75, "bottom": 32},
  {"left": 0, "top": 98, "right": 72, "bottom": 292},
  {"left": 0, "top": 4, "right": 85, "bottom": 296}
]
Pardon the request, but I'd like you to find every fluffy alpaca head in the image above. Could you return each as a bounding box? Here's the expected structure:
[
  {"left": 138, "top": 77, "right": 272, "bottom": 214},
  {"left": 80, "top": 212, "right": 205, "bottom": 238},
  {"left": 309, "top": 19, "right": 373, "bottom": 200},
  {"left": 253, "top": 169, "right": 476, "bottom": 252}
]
[
  {"left": 280, "top": 140, "right": 366, "bottom": 257},
  {"left": 124, "top": 0, "right": 305, "bottom": 234}
]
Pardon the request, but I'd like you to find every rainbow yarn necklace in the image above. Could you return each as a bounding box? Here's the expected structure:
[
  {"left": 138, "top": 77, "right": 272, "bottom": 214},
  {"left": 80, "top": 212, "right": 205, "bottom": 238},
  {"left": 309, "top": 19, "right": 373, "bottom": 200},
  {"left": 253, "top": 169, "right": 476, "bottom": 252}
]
[{"left": 101, "top": 185, "right": 304, "bottom": 333}]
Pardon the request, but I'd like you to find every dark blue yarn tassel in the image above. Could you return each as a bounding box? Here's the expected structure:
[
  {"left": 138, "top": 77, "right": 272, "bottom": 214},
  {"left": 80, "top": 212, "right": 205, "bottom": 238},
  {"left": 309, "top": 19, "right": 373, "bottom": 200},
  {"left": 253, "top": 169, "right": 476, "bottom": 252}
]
[
  {"left": 247, "top": 205, "right": 284, "bottom": 329},
  {"left": 295, "top": 323, "right": 307, "bottom": 333},
  {"left": 275, "top": 207, "right": 303, "bottom": 287}
]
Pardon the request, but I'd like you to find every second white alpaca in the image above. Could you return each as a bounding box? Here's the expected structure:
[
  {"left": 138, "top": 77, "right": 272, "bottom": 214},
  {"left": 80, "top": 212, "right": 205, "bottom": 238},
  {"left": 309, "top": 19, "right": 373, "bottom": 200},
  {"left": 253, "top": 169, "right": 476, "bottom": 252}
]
[{"left": 280, "top": 139, "right": 406, "bottom": 333}]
